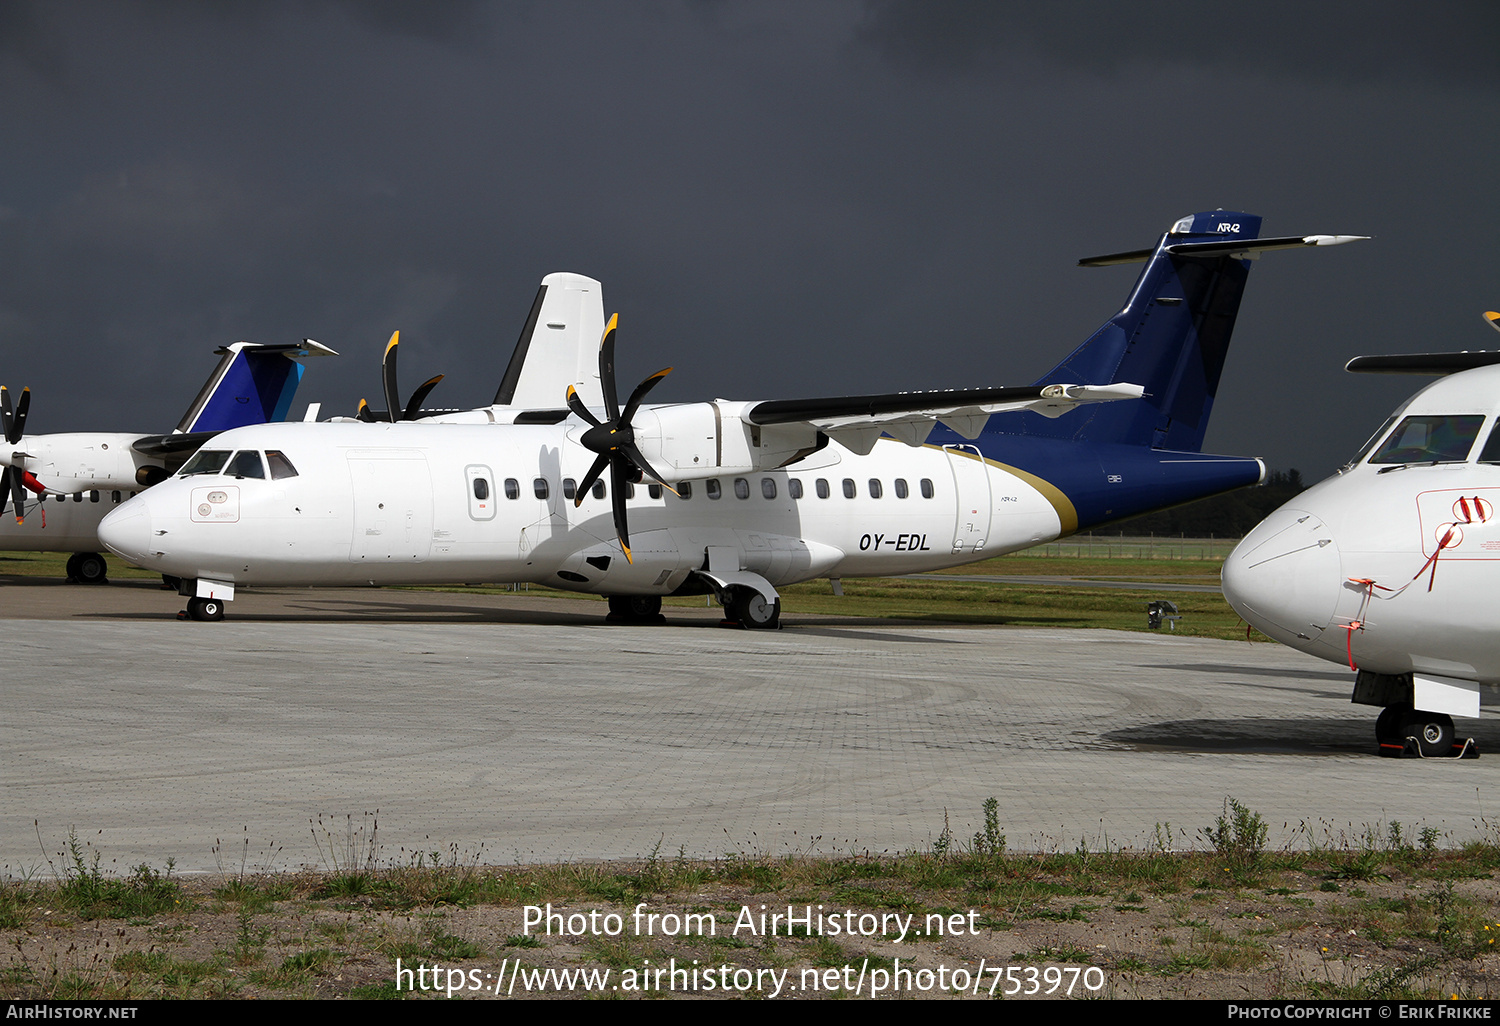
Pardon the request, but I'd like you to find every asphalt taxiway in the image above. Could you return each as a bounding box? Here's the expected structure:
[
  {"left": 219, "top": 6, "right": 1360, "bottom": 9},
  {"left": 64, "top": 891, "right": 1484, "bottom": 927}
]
[{"left": 4, "top": 578, "right": 1499, "bottom": 876}]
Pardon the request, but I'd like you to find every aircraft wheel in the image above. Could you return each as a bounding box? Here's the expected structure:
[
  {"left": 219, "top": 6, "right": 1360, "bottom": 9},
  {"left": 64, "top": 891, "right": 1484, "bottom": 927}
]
[
  {"left": 73, "top": 552, "right": 108, "bottom": 584},
  {"left": 1401, "top": 708, "right": 1455, "bottom": 757},
  {"left": 1375, "top": 704, "right": 1405, "bottom": 743},
  {"left": 606, "top": 595, "right": 663, "bottom": 621},
  {"left": 186, "top": 596, "right": 225, "bottom": 622},
  {"left": 625, "top": 595, "right": 661, "bottom": 618},
  {"left": 729, "top": 588, "right": 781, "bottom": 630}
]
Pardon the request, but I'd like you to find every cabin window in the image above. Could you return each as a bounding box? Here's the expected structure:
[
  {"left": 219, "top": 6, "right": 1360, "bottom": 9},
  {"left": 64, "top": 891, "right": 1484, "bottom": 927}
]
[
  {"left": 920, "top": 478, "right": 935, "bottom": 499},
  {"left": 761, "top": 478, "right": 777, "bottom": 499},
  {"left": 706, "top": 479, "right": 722, "bottom": 500},
  {"left": 868, "top": 479, "right": 883, "bottom": 499},
  {"left": 563, "top": 478, "right": 577, "bottom": 500},
  {"left": 894, "top": 478, "right": 908, "bottom": 499},
  {"left": 111, "top": 490, "right": 122, "bottom": 503},
  {"left": 1369, "top": 415, "right": 1485, "bottom": 465},
  {"left": 678, "top": 481, "right": 692, "bottom": 500},
  {"left": 226, "top": 451, "right": 265, "bottom": 479},
  {"left": 53, "top": 494, "right": 64, "bottom": 503},
  {"left": 649, "top": 483, "right": 663, "bottom": 499},
  {"left": 788, "top": 479, "right": 803, "bottom": 499},
  {"left": 842, "top": 478, "right": 856, "bottom": 499},
  {"left": 473, "top": 477, "right": 490, "bottom": 501},
  {"left": 592, "top": 480, "right": 606, "bottom": 500},
  {"left": 734, "top": 478, "right": 750, "bottom": 500},
  {"left": 505, "top": 478, "right": 520, "bottom": 499},
  {"left": 266, "top": 450, "right": 299, "bottom": 480},
  {"left": 533, "top": 478, "right": 549, "bottom": 499},
  {"left": 89, "top": 490, "right": 99, "bottom": 502},
  {"left": 73, "top": 492, "right": 82, "bottom": 502},
  {"left": 180, "top": 449, "right": 231, "bottom": 476},
  {"left": 816, "top": 478, "right": 830, "bottom": 499}
]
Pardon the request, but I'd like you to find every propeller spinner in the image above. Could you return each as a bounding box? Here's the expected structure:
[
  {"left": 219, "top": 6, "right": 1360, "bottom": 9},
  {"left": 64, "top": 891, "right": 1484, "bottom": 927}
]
[{"left": 565, "top": 314, "right": 675, "bottom": 564}]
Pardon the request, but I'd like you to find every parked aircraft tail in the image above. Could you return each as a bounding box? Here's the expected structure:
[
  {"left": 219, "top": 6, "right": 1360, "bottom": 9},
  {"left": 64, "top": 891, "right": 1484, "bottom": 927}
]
[
  {"left": 177, "top": 340, "right": 335, "bottom": 434},
  {"left": 493, "top": 272, "right": 607, "bottom": 411},
  {"left": 1018, "top": 211, "right": 1363, "bottom": 451}
]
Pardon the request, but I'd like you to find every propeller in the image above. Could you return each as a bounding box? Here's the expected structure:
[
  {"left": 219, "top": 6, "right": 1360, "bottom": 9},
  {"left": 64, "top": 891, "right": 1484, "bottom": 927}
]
[
  {"left": 1, "top": 384, "right": 37, "bottom": 522},
  {"left": 357, "top": 331, "right": 445, "bottom": 422},
  {"left": 565, "top": 313, "right": 676, "bottom": 564}
]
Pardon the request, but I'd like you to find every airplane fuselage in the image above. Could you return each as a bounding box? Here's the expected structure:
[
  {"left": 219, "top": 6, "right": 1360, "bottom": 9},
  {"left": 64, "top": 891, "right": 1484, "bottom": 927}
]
[
  {"left": 98, "top": 420, "right": 1069, "bottom": 592},
  {"left": 0, "top": 485, "right": 139, "bottom": 553}
]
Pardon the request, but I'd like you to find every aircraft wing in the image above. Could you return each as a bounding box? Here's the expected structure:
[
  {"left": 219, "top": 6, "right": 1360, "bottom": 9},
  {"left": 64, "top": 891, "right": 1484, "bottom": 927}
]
[{"left": 744, "top": 382, "right": 1144, "bottom": 454}]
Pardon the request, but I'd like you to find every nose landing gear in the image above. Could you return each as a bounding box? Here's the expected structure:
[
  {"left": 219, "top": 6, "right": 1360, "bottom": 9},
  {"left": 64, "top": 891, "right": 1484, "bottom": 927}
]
[
  {"left": 184, "top": 596, "right": 225, "bottom": 622},
  {"left": 1376, "top": 704, "right": 1476, "bottom": 758}
]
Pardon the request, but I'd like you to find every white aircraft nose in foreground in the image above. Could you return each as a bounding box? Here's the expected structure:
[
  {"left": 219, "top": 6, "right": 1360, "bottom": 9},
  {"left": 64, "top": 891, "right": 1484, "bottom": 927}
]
[{"left": 1223, "top": 314, "right": 1500, "bottom": 758}]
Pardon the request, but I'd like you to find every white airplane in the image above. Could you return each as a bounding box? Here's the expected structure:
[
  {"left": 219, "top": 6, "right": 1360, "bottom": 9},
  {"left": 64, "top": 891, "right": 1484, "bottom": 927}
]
[
  {"left": 1223, "top": 312, "right": 1500, "bottom": 758},
  {"left": 97, "top": 212, "right": 1362, "bottom": 625},
  {"left": 0, "top": 340, "right": 333, "bottom": 582}
]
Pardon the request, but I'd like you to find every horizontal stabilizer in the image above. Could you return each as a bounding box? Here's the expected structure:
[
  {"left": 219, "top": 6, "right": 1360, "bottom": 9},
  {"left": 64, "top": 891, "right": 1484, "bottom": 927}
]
[
  {"left": 1346, "top": 352, "right": 1500, "bottom": 375},
  {"left": 1079, "top": 234, "right": 1367, "bottom": 267}
]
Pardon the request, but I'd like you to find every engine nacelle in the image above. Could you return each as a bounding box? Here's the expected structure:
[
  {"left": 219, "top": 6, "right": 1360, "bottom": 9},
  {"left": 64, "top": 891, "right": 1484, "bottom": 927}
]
[
  {"left": 11, "top": 432, "right": 162, "bottom": 493},
  {"left": 633, "top": 402, "right": 822, "bottom": 482}
]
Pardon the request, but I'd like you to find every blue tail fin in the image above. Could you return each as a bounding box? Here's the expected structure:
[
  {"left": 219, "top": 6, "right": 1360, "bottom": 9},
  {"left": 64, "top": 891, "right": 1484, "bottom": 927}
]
[
  {"left": 1022, "top": 211, "right": 1264, "bottom": 452},
  {"left": 177, "top": 341, "right": 332, "bottom": 433}
]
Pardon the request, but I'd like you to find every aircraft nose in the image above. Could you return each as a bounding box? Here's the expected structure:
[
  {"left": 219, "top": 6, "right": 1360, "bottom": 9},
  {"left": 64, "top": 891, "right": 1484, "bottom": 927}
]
[
  {"left": 98, "top": 499, "right": 153, "bottom": 565},
  {"left": 1222, "top": 506, "right": 1342, "bottom": 647}
]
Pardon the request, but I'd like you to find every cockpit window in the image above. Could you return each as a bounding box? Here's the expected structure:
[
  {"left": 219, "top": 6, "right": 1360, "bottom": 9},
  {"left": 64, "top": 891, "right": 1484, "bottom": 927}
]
[
  {"left": 266, "top": 451, "right": 298, "bottom": 480},
  {"left": 1478, "top": 423, "right": 1500, "bottom": 464},
  {"left": 1344, "top": 416, "right": 1398, "bottom": 469},
  {"left": 226, "top": 450, "right": 266, "bottom": 479},
  {"left": 1368, "top": 415, "right": 1485, "bottom": 465},
  {"left": 180, "top": 449, "right": 231, "bottom": 476}
]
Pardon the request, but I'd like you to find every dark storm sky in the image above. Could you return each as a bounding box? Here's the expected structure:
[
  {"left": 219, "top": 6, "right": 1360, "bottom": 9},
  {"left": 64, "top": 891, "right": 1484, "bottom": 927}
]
[{"left": 2, "top": 1, "right": 1497, "bottom": 478}]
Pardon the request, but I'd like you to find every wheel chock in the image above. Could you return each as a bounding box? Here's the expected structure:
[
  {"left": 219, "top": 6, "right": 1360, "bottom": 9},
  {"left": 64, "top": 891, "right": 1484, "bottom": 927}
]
[{"left": 1377, "top": 736, "right": 1479, "bottom": 759}]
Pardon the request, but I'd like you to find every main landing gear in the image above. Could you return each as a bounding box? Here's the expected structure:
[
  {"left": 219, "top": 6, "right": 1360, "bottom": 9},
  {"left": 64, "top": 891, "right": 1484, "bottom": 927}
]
[
  {"left": 65, "top": 552, "right": 108, "bottom": 584},
  {"left": 606, "top": 594, "right": 665, "bottom": 624},
  {"left": 723, "top": 586, "right": 781, "bottom": 631},
  {"left": 1376, "top": 704, "right": 1475, "bottom": 759}
]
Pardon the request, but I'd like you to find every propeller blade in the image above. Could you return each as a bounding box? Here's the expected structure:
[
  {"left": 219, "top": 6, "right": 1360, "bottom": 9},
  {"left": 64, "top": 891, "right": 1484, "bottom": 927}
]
[
  {"left": 0, "top": 466, "right": 9, "bottom": 520},
  {"left": 381, "top": 330, "right": 401, "bottom": 423},
  {"left": 566, "top": 385, "right": 602, "bottom": 428},
  {"left": 598, "top": 313, "right": 619, "bottom": 422},
  {"left": 573, "top": 453, "right": 611, "bottom": 508},
  {"left": 11, "top": 387, "right": 28, "bottom": 442},
  {"left": 0, "top": 386, "right": 12, "bottom": 446},
  {"left": 403, "top": 374, "right": 444, "bottom": 421},
  {"left": 619, "top": 441, "right": 676, "bottom": 494},
  {"left": 357, "top": 398, "right": 376, "bottom": 423},
  {"left": 619, "top": 367, "right": 672, "bottom": 426},
  {"left": 7, "top": 463, "right": 23, "bottom": 523},
  {"left": 608, "top": 456, "right": 632, "bottom": 563}
]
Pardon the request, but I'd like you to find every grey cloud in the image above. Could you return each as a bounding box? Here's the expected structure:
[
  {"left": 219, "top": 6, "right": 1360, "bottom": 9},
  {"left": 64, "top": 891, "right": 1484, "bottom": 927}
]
[{"left": 857, "top": 0, "right": 1500, "bottom": 88}]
